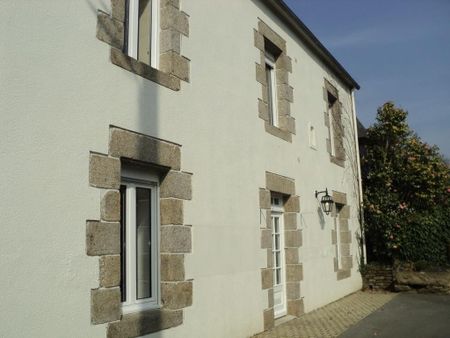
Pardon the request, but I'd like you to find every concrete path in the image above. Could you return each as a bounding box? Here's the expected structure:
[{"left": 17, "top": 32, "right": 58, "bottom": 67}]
[
  {"left": 253, "top": 291, "right": 396, "bottom": 338},
  {"left": 340, "top": 293, "right": 450, "bottom": 338}
]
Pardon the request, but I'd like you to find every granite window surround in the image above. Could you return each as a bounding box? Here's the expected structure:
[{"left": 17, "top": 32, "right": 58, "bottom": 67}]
[
  {"left": 331, "top": 191, "right": 353, "bottom": 281},
  {"left": 96, "top": 0, "right": 190, "bottom": 91},
  {"left": 259, "top": 172, "right": 303, "bottom": 331},
  {"left": 323, "top": 79, "right": 345, "bottom": 167},
  {"left": 255, "top": 20, "right": 296, "bottom": 143},
  {"left": 87, "top": 126, "right": 193, "bottom": 338}
]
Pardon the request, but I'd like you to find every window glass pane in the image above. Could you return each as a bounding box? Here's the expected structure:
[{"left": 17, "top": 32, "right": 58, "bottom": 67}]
[
  {"left": 136, "top": 187, "right": 152, "bottom": 300},
  {"left": 274, "top": 217, "right": 279, "bottom": 233},
  {"left": 275, "top": 234, "right": 280, "bottom": 250},
  {"left": 275, "top": 252, "right": 280, "bottom": 267},
  {"left": 120, "top": 185, "right": 127, "bottom": 302},
  {"left": 276, "top": 268, "right": 281, "bottom": 285},
  {"left": 138, "top": 0, "right": 152, "bottom": 65},
  {"left": 265, "top": 63, "right": 275, "bottom": 124}
]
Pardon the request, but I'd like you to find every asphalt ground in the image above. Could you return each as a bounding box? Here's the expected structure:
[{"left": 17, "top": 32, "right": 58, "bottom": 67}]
[{"left": 339, "top": 293, "right": 450, "bottom": 338}]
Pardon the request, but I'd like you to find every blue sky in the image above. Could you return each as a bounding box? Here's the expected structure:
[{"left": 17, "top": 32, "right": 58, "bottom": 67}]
[{"left": 284, "top": 0, "right": 450, "bottom": 158}]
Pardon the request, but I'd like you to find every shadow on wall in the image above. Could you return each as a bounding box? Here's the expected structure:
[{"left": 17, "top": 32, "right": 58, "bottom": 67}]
[{"left": 317, "top": 206, "right": 326, "bottom": 230}]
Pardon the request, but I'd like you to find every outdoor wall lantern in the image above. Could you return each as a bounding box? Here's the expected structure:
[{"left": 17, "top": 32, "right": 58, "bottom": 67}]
[{"left": 315, "top": 188, "right": 334, "bottom": 215}]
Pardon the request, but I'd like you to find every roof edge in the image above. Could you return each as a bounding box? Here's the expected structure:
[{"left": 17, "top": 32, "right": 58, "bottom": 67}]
[{"left": 262, "top": 0, "right": 360, "bottom": 90}]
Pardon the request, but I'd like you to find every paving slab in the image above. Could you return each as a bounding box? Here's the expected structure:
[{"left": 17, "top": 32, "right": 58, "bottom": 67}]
[
  {"left": 339, "top": 293, "right": 450, "bottom": 338},
  {"left": 253, "top": 291, "right": 396, "bottom": 338}
]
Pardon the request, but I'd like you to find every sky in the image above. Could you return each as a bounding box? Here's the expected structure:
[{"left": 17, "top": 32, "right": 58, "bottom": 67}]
[{"left": 283, "top": 0, "right": 450, "bottom": 158}]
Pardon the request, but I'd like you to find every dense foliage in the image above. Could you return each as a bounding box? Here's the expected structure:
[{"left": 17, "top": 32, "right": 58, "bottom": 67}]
[{"left": 362, "top": 102, "right": 450, "bottom": 263}]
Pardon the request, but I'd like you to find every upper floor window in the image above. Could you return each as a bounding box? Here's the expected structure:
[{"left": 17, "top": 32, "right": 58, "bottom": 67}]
[
  {"left": 120, "top": 166, "right": 160, "bottom": 314},
  {"left": 327, "top": 92, "right": 337, "bottom": 157},
  {"left": 265, "top": 53, "right": 278, "bottom": 127},
  {"left": 264, "top": 39, "right": 282, "bottom": 127},
  {"left": 127, "top": 0, "right": 159, "bottom": 69}
]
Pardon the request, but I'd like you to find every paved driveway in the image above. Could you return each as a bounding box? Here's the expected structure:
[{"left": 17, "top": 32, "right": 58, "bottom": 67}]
[
  {"left": 254, "top": 292, "right": 450, "bottom": 338},
  {"left": 253, "top": 292, "right": 396, "bottom": 338},
  {"left": 340, "top": 293, "right": 450, "bottom": 338}
]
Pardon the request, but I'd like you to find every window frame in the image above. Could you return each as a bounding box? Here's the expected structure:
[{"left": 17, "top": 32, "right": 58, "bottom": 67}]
[
  {"left": 265, "top": 54, "right": 279, "bottom": 127},
  {"left": 328, "top": 97, "right": 336, "bottom": 157},
  {"left": 120, "top": 168, "right": 160, "bottom": 315},
  {"left": 127, "top": 0, "right": 160, "bottom": 69}
]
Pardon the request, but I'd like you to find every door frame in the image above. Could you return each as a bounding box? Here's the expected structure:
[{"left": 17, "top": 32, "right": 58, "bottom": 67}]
[{"left": 271, "top": 195, "right": 287, "bottom": 318}]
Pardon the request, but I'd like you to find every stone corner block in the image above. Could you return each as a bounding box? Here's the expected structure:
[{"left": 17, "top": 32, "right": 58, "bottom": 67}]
[
  {"left": 259, "top": 188, "right": 271, "bottom": 209},
  {"left": 160, "top": 51, "right": 190, "bottom": 82},
  {"left": 96, "top": 10, "right": 124, "bottom": 50},
  {"left": 109, "top": 127, "right": 181, "bottom": 170},
  {"left": 287, "top": 299, "right": 304, "bottom": 317},
  {"left": 89, "top": 153, "right": 120, "bottom": 189},
  {"left": 286, "top": 264, "right": 303, "bottom": 282},
  {"left": 284, "top": 213, "right": 297, "bottom": 230},
  {"left": 161, "top": 225, "right": 191, "bottom": 253},
  {"left": 261, "top": 229, "right": 272, "bottom": 249},
  {"left": 160, "top": 198, "right": 183, "bottom": 225},
  {"left": 99, "top": 255, "right": 121, "bottom": 288},
  {"left": 160, "top": 171, "right": 192, "bottom": 200},
  {"left": 261, "top": 268, "right": 273, "bottom": 290},
  {"left": 263, "top": 308, "right": 275, "bottom": 330},
  {"left": 285, "top": 230, "right": 302, "bottom": 248},
  {"left": 101, "top": 190, "right": 120, "bottom": 222},
  {"left": 91, "top": 287, "right": 121, "bottom": 325},
  {"left": 86, "top": 221, "right": 120, "bottom": 256},
  {"left": 161, "top": 254, "right": 185, "bottom": 281},
  {"left": 285, "top": 195, "right": 300, "bottom": 213},
  {"left": 161, "top": 281, "right": 193, "bottom": 310},
  {"left": 111, "top": 0, "right": 126, "bottom": 22}
]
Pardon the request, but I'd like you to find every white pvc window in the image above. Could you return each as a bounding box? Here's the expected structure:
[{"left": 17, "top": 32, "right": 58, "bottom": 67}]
[
  {"left": 127, "top": 0, "right": 159, "bottom": 69},
  {"left": 265, "top": 54, "right": 278, "bottom": 127},
  {"left": 120, "top": 168, "right": 159, "bottom": 314}
]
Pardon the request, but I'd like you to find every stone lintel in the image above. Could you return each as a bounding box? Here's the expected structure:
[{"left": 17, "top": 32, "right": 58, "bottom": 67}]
[
  {"left": 109, "top": 127, "right": 181, "bottom": 170},
  {"left": 265, "top": 172, "right": 295, "bottom": 196}
]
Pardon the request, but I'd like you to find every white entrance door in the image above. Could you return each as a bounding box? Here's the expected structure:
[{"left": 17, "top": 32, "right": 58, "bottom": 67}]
[{"left": 272, "top": 207, "right": 286, "bottom": 318}]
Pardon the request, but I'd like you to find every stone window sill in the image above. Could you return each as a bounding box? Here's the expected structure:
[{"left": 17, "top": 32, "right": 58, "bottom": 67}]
[
  {"left": 110, "top": 48, "right": 181, "bottom": 91},
  {"left": 264, "top": 122, "right": 292, "bottom": 143}
]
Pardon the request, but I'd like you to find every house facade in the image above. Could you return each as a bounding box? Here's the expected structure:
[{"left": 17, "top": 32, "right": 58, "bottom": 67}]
[{"left": 0, "top": 0, "right": 363, "bottom": 337}]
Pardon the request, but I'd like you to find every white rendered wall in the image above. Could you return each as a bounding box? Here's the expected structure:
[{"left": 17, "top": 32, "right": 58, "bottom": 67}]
[{"left": 0, "top": 1, "right": 362, "bottom": 337}]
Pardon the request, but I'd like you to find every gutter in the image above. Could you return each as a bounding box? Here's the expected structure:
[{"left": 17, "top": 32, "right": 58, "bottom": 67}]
[{"left": 261, "top": 0, "right": 360, "bottom": 91}]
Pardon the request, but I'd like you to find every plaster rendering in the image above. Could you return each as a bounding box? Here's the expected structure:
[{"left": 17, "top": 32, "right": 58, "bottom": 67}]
[{"left": 0, "top": 0, "right": 363, "bottom": 337}]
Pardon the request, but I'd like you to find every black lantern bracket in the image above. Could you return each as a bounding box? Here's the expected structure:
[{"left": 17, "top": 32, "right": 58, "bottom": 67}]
[{"left": 315, "top": 188, "right": 334, "bottom": 215}]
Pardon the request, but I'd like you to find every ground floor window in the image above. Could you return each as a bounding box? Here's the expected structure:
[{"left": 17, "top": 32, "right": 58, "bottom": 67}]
[{"left": 120, "top": 167, "right": 160, "bottom": 314}]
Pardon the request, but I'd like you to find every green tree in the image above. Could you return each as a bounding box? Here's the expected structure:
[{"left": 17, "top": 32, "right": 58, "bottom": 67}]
[{"left": 362, "top": 102, "right": 450, "bottom": 263}]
